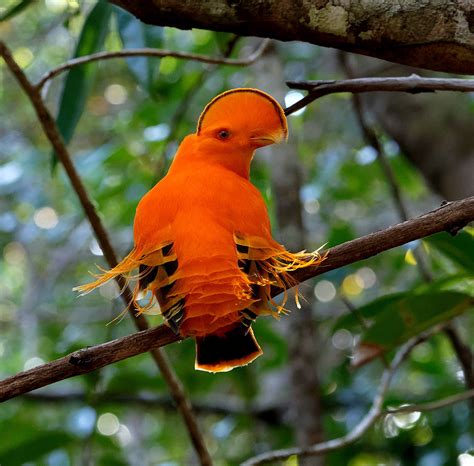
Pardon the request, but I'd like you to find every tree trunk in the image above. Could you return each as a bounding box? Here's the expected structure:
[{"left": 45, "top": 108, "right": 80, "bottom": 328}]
[
  {"left": 112, "top": 0, "right": 474, "bottom": 74},
  {"left": 350, "top": 55, "right": 474, "bottom": 200},
  {"left": 253, "top": 43, "right": 325, "bottom": 465}
]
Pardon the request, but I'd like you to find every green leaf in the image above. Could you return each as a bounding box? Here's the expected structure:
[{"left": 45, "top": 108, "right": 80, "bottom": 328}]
[
  {"left": 424, "top": 230, "right": 474, "bottom": 272},
  {"left": 0, "top": 0, "right": 35, "bottom": 22},
  {"left": 418, "top": 273, "right": 474, "bottom": 297},
  {"left": 54, "top": 0, "right": 111, "bottom": 164},
  {"left": 0, "top": 431, "right": 74, "bottom": 465},
  {"left": 213, "top": 32, "right": 237, "bottom": 54},
  {"left": 114, "top": 6, "right": 162, "bottom": 95},
  {"left": 333, "top": 292, "right": 408, "bottom": 332},
  {"left": 353, "top": 291, "right": 473, "bottom": 367}
]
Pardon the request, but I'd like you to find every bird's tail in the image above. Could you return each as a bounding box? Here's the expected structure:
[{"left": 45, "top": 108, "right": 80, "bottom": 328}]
[{"left": 195, "top": 323, "right": 262, "bottom": 372}]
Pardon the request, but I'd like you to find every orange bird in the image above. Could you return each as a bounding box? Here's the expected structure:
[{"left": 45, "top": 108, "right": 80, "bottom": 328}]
[{"left": 77, "top": 89, "right": 323, "bottom": 372}]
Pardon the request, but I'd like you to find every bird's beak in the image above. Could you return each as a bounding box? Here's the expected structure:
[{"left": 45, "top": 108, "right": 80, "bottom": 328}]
[{"left": 251, "top": 130, "right": 287, "bottom": 148}]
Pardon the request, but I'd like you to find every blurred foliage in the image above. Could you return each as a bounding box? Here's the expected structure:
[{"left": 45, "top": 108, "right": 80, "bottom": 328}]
[
  {"left": 0, "top": 1, "right": 473, "bottom": 465},
  {"left": 54, "top": 0, "right": 111, "bottom": 166}
]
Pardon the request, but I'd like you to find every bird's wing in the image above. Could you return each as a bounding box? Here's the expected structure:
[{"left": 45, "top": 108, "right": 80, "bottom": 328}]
[{"left": 234, "top": 232, "right": 325, "bottom": 318}]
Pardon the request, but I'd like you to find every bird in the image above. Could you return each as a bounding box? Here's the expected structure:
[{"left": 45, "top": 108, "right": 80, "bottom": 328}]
[{"left": 76, "top": 88, "right": 324, "bottom": 372}]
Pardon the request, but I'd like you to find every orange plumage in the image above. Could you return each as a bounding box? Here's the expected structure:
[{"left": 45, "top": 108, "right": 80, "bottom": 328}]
[{"left": 76, "top": 89, "right": 324, "bottom": 372}]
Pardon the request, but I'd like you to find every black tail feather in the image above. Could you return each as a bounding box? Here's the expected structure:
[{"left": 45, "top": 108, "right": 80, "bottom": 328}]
[{"left": 195, "top": 323, "right": 262, "bottom": 372}]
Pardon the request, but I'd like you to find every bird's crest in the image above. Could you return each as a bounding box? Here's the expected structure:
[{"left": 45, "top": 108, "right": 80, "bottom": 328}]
[{"left": 197, "top": 88, "right": 288, "bottom": 141}]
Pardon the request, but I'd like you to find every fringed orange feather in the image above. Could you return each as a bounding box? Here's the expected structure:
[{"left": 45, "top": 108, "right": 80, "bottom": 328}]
[{"left": 75, "top": 88, "right": 325, "bottom": 372}]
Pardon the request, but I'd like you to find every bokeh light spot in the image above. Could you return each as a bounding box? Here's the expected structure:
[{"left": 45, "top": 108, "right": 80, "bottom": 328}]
[
  {"left": 341, "top": 274, "right": 363, "bottom": 296},
  {"left": 45, "top": 0, "right": 68, "bottom": 12},
  {"left": 104, "top": 84, "right": 128, "bottom": 105},
  {"left": 3, "top": 242, "right": 27, "bottom": 266},
  {"left": 355, "top": 146, "right": 377, "bottom": 165},
  {"left": 24, "top": 356, "right": 45, "bottom": 371},
  {"left": 332, "top": 329, "right": 353, "bottom": 350},
  {"left": 89, "top": 239, "right": 103, "bottom": 256},
  {"left": 314, "top": 280, "right": 336, "bottom": 302},
  {"left": 356, "top": 267, "right": 377, "bottom": 289},
  {"left": 34, "top": 207, "right": 59, "bottom": 230},
  {"left": 144, "top": 123, "right": 170, "bottom": 142},
  {"left": 304, "top": 198, "right": 320, "bottom": 214},
  {"left": 13, "top": 47, "right": 34, "bottom": 69},
  {"left": 458, "top": 453, "right": 474, "bottom": 466},
  {"left": 97, "top": 413, "right": 120, "bottom": 436},
  {"left": 391, "top": 407, "right": 421, "bottom": 429},
  {"left": 285, "top": 91, "right": 306, "bottom": 116},
  {"left": 116, "top": 424, "right": 132, "bottom": 446}
]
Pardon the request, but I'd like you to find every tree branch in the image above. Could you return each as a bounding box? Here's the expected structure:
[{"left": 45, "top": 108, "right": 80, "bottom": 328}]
[
  {"left": 284, "top": 75, "right": 474, "bottom": 116},
  {"left": 111, "top": 0, "right": 474, "bottom": 74},
  {"left": 1, "top": 197, "right": 473, "bottom": 402},
  {"left": 0, "top": 40, "right": 213, "bottom": 466},
  {"left": 444, "top": 326, "right": 474, "bottom": 393},
  {"left": 23, "top": 387, "right": 474, "bottom": 425},
  {"left": 0, "top": 324, "right": 179, "bottom": 402},
  {"left": 386, "top": 389, "right": 474, "bottom": 415},
  {"left": 36, "top": 39, "right": 271, "bottom": 91},
  {"left": 287, "top": 196, "right": 474, "bottom": 286},
  {"left": 23, "top": 391, "right": 285, "bottom": 425},
  {"left": 242, "top": 334, "right": 424, "bottom": 465}
]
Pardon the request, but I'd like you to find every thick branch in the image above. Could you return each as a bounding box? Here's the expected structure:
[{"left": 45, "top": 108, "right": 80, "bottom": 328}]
[
  {"left": 1, "top": 197, "right": 473, "bottom": 402},
  {"left": 111, "top": 0, "right": 474, "bottom": 74},
  {"left": 0, "top": 325, "right": 179, "bottom": 402},
  {"left": 285, "top": 75, "right": 474, "bottom": 116},
  {"left": 287, "top": 196, "right": 474, "bottom": 286}
]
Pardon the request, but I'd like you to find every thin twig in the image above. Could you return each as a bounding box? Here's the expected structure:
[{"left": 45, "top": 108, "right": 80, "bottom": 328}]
[
  {"left": 443, "top": 325, "right": 474, "bottom": 393},
  {"left": 1, "top": 196, "right": 473, "bottom": 401},
  {"left": 241, "top": 335, "right": 424, "bottom": 465},
  {"left": 0, "top": 40, "right": 213, "bottom": 466},
  {"left": 36, "top": 39, "right": 271, "bottom": 91},
  {"left": 284, "top": 75, "right": 474, "bottom": 116},
  {"left": 385, "top": 389, "right": 474, "bottom": 414}
]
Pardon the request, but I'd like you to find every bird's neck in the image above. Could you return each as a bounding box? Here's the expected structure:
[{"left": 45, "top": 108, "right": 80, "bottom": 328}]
[{"left": 170, "top": 135, "right": 253, "bottom": 179}]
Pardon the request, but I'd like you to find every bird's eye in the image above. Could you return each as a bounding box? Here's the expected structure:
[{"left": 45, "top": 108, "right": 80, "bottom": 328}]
[{"left": 217, "top": 129, "right": 230, "bottom": 140}]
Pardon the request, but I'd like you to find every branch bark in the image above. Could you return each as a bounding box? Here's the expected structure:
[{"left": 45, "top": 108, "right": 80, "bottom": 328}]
[
  {"left": 1, "top": 196, "right": 473, "bottom": 402},
  {"left": 111, "top": 0, "right": 474, "bottom": 74}
]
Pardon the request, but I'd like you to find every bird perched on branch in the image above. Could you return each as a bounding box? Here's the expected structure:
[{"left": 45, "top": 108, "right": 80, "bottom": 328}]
[{"left": 76, "top": 88, "right": 323, "bottom": 372}]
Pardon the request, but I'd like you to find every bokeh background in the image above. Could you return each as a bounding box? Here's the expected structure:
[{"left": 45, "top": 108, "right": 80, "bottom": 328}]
[{"left": 1, "top": 1, "right": 473, "bottom": 465}]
